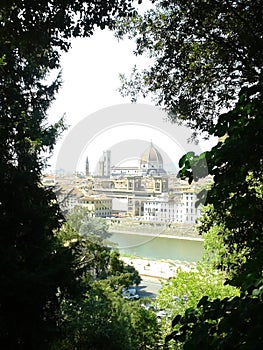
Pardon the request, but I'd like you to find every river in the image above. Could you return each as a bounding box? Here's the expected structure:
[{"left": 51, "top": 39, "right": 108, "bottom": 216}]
[{"left": 109, "top": 231, "right": 204, "bottom": 263}]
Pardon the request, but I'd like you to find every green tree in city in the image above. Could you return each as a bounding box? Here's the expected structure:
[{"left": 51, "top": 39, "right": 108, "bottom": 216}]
[
  {"left": 52, "top": 282, "right": 161, "bottom": 350},
  {"left": 65, "top": 206, "right": 141, "bottom": 286},
  {"left": 54, "top": 224, "right": 157, "bottom": 350},
  {"left": 0, "top": 1, "right": 135, "bottom": 348},
  {"left": 154, "top": 241, "right": 239, "bottom": 347},
  {"left": 178, "top": 84, "right": 263, "bottom": 289},
  {"left": 57, "top": 220, "right": 141, "bottom": 289},
  {"left": 127, "top": 301, "right": 161, "bottom": 350},
  {"left": 52, "top": 283, "right": 133, "bottom": 350},
  {"left": 156, "top": 266, "right": 239, "bottom": 319},
  {"left": 66, "top": 205, "right": 111, "bottom": 241}
]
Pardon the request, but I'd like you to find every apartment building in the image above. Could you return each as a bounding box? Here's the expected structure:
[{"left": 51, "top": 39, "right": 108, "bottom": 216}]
[{"left": 143, "top": 191, "right": 200, "bottom": 224}]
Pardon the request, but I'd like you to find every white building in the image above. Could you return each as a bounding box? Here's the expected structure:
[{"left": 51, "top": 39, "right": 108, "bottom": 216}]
[{"left": 143, "top": 191, "right": 201, "bottom": 224}]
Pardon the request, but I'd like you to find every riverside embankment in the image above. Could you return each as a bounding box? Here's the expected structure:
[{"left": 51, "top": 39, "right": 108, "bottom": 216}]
[{"left": 108, "top": 219, "right": 203, "bottom": 275}]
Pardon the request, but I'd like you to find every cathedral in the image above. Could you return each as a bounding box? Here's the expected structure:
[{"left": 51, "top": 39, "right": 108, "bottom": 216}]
[
  {"left": 140, "top": 142, "right": 167, "bottom": 176},
  {"left": 111, "top": 142, "right": 167, "bottom": 177}
]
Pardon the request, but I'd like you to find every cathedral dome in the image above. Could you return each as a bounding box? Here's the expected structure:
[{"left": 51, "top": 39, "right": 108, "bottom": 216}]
[{"left": 140, "top": 142, "right": 166, "bottom": 174}]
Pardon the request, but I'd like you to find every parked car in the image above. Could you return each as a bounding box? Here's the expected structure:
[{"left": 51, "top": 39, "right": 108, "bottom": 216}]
[
  {"left": 155, "top": 310, "right": 167, "bottom": 319},
  {"left": 122, "top": 293, "right": 140, "bottom": 300},
  {"left": 141, "top": 303, "right": 156, "bottom": 311},
  {"left": 122, "top": 286, "right": 140, "bottom": 300}
]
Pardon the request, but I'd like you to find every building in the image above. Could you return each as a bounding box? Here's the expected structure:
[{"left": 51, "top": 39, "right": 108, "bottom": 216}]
[
  {"left": 140, "top": 141, "right": 167, "bottom": 176},
  {"left": 103, "top": 150, "right": 111, "bottom": 177},
  {"left": 78, "top": 195, "right": 112, "bottom": 218},
  {"left": 111, "top": 142, "right": 167, "bottom": 177},
  {"left": 111, "top": 166, "right": 141, "bottom": 177},
  {"left": 99, "top": 160, "right": 105, "bottom": 177},
  {"left": 90, "top": 142, "right": 169, "bottom": 216},
  {"left": 97, "top": 150, "right": 111, "bottom": 177},
  {"left": 55, "top": 187, "right": 84, "bottom": 213},
  {"left": 143, "top": 191, "right": 201, "bottom": 224}
]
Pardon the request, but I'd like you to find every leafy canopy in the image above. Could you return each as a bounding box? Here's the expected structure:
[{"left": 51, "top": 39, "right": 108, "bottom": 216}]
[
  {"left": 179, "top": 82, "right": 263, "bottom": 289},
  {"left": 116, "top": 0, "right": 263, "bottom": 133},
  {"left": 0, "top": 1, "right": 136, "bottom": 348},
  {"left": 117, "top": 1, "right": 263, "bottom": 348}
]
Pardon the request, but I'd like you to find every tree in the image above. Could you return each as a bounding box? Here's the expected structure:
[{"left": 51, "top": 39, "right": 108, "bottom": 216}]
[
  {"left": 52, "top": 284, "right": 134, "bottom": 350},
  {"left": 66, "top": 206, "right": 111, "bottom": 241},
  {"left": 127, "top": 301, "right": 161, "bottom": 350},
  {"left": 54, "top": 224, "right": 156, "bottom": 350},
  {"left": 165, "top": 293, "right": 263, "bottom": 350},
  {"left": 0, "top": 1, "right": 135, "bottom": 348},
  {"left": 155, "top": 264, "right": 239, "bottom": 348},
  {"left": 116, "top": 0, "right": 263, "bottom": 134},
  {"left": 117, "top": 1, "right": 263, "bottom": 348},
  {"left": 52, "top": 283, "right": 161, "bottom": 350},
  {"left": 179, "top": 83, "right": 263, "bottom": 289},
  {"left": 57, "top": 220, "right": 141, "bottom": 289},
  {"left": 65, "top": 206, "right": 141, "bottom": 285},
  {"left": 166, "top": 52, "right": 263, "bottom": 350},
  {"left": 156, "top": 265, "right": 239, "bottom": 317}
]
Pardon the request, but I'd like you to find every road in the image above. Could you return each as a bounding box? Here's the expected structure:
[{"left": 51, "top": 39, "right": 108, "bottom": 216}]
[{"left": 137, "top": 277, "right": 163, "bottom": 298}]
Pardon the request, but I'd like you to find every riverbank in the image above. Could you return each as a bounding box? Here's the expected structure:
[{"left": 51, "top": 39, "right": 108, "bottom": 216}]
[
  {"left": 110, "top": 231, "right": 204, "bottom": 262},
  {"left": 120, "top": 256, "right": 196, "bottom": 279},
  {"left": 108, "top": 219, "right": 201, "bottom": 239},
  {"left": 110, "top": 229, "right": 203, "bottom": 241}
]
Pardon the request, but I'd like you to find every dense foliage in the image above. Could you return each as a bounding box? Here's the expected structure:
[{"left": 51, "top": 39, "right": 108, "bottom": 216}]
[
  {"left": 168, "top": 87, "right": 263, "bottom": 347},
  {"left": 166, "top": 293, "right": 263, "bottom": 350},
  {"left": 54, "top": 220, "right": 159, "bottom": 350},
  {"left": 156, "top": 266, "right": 239, "bottom": 318},
  {"left": 154, "top": 233, "right": 240, "bottom": 348},
  {"left": 179, "top": 83, "right": 263, "bottom": 289},
  {"left": 117, "top": 0, "right": 263, "bottom": 134},
  {"left": 117, "top": 0, "right": 263, "bottom": 348},
  {"left": 64, "top": 207, "right": 141, "bottom": 287},
  {"left": 0, "top": 1, "right": 136, "bottom": 348}
]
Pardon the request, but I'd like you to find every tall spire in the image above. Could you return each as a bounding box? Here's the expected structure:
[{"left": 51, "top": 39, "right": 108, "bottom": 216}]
[{"left": 85, "top": 156, "right": 89, "bottom": 176}]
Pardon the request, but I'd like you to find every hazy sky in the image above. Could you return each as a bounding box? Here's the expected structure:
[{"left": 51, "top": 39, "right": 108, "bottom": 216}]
[
  {"left": 47, "top": 29, "right": 152, "bottom": 171},
  {"left": 47, "top": 28, "right": 216, "bottom": 174},
  {"left": 47, "top": 30, "right": 147, "bottom": 126}
]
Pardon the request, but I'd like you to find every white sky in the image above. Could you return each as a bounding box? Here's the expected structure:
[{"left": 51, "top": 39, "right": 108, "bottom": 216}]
[
  {"left": 47, "top": 28, "right": 216, "bottom": 174},
  {"left": 76, "top": 123, "right": 185, "bottom": 174},
  {"left": 47, "top": 28, "right": 152, "bottom": 126}
]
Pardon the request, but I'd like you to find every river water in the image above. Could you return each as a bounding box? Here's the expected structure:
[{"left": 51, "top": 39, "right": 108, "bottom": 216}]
[{"left": 109, "top": 231, "right": 204, "bottom": 263}]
